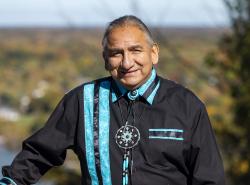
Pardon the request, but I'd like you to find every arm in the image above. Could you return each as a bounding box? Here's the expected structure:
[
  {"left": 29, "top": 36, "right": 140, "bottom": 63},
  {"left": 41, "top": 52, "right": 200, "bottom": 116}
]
[
  {"left": 188, "top": 104, "right": 225, "bottom": 185},
  {"left": 0, "top": 92, "right": 79, "bottom": 185}
]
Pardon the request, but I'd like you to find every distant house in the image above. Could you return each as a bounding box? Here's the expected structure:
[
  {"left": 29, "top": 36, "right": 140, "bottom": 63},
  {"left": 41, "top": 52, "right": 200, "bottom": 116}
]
[{"left": 0, "top": 106, "right": 20, "bottom": 122}]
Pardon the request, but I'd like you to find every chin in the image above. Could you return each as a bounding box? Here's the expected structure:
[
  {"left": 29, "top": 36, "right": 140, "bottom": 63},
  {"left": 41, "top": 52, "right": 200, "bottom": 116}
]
[{"left": 120, "top": 80, "right": 141, "bottom": 90}]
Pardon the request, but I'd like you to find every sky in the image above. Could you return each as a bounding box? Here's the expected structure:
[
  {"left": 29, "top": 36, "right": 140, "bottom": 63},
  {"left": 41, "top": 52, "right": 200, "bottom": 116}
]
[{"left": 0, "top": 0, "right": 229, "bottom": 27}]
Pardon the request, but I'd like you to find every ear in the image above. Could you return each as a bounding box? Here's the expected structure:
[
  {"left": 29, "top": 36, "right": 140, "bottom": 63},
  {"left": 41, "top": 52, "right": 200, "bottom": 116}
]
[
  {"left": 103, "top": 51, "right": 110, "bottom": 70},
  {"left": 102, "top": 50, "right": 107, "bottom": 61},
  {"left": 151, "top": 43, "right": 159, "bottom": 65}
]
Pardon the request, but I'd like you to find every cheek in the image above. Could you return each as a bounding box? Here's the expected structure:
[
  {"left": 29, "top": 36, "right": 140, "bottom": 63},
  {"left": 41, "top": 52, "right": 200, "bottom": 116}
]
[
  {"left": 136, "top": 52, "right": 151, "bottom": 64},
  {"left": 105, "top": 60, "right": 119, "bottom": 76},
  {"left": 134, "top": 53, "right": 145, "bottom": 61},
  {"left": 140, "top": 55, "right": 153, "bottom": 67},
  {"left": 105, "top": 59, "right": 120, "bottom": 70},
  {"left": 109, "top": 69, "right": 119, "bottom": 79}
]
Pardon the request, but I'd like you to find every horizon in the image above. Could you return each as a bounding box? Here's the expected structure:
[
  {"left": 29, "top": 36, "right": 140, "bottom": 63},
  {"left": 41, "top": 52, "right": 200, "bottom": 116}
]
[
  {"left": 0, "top": 0, "right": 229, "bottom": 28},
  {"left": 0, "top": 25, "right": 230, "bottom": 29}
]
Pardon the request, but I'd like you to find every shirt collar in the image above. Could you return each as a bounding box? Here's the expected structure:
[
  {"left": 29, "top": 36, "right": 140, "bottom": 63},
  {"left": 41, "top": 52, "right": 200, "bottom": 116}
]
[{"left": 111, "top": 68, "right": 160, "bottom": 105}]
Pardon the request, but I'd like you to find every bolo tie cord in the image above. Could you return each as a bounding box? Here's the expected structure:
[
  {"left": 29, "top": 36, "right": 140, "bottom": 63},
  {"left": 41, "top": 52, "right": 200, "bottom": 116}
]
[
  {"left": 129, "top": 100, "right": 146, "bottom": 185},
  {"left": 118, "top": 100, "right": 133, "bottom": 127},
  {"left": 127, "top": 101, "right": 136, "bottom": 185},
  {"left": 117, "top": 97, "right": 145, "bottom": 185},
  {"left": 117, "top": 99, "right": 135, "bottom": 185},
  {"left": 130, "top": 102, "right": 136, "bottom": 174}
]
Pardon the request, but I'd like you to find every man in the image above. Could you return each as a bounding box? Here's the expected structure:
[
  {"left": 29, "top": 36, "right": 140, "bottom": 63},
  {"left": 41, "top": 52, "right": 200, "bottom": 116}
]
[{"left": 0, "top": 15, "right": 225, "bottom": 185}]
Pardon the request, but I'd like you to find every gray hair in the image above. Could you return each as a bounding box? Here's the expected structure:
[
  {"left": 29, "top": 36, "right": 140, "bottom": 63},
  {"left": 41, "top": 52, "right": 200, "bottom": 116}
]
[{"left": 102, "top": 15, "right": 155, "bottom": 51}]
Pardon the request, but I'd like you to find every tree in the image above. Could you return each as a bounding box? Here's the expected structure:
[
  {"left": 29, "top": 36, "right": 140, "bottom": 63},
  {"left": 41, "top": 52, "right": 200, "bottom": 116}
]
[{"left": 205, "top": 0, "right": 250, "bottom": 184}]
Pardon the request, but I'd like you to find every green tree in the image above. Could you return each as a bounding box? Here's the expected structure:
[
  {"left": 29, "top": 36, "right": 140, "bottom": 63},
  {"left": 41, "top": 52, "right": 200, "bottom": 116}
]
[{"left": 206, "top": 0, "right": 250, "bottom": 184}]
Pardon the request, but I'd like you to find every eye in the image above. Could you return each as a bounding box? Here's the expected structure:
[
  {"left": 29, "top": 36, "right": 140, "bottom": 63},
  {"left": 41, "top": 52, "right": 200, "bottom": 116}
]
[
  {"left": 131, "top": 48, "right": 142, "bottom": 54},
  {"left": 109, "top": 51, "right": 122, "bottom": 57}
]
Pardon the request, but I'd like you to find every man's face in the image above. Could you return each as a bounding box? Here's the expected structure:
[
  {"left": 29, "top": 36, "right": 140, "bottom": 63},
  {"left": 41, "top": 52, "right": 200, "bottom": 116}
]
[{"left": 103, "top": 25, "right": 159, "bottom": 90}]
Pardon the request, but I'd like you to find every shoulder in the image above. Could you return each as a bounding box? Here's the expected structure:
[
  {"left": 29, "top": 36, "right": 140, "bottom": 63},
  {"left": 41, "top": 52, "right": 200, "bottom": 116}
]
[
  {"left": 157, "top": 76, "right": 205, "bottom": 111},
  {"left": 64, "top": 76, "right": 112, "bottom": 98}
]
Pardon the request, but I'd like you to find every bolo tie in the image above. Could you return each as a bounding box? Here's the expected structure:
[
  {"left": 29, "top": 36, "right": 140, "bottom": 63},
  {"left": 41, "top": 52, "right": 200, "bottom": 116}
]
[{"left": 115, "top": 89, "right": 141, "bottom": 185}]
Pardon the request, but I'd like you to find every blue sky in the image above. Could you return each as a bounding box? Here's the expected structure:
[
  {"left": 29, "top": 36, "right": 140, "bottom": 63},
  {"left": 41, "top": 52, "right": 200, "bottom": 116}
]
[{"left": 0, "top": 0, "right": 229, "bottom": 27}]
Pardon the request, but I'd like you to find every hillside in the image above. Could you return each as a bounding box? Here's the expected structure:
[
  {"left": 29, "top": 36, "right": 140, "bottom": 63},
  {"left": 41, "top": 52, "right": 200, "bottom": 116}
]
[{"left": 0, "top": 27, "right": 231, "bottom": 184}]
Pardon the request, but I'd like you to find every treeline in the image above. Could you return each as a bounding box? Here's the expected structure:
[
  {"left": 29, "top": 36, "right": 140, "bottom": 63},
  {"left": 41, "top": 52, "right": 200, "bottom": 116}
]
[{"left": 0, "top": 27, "right": 230, "bottom": 184}]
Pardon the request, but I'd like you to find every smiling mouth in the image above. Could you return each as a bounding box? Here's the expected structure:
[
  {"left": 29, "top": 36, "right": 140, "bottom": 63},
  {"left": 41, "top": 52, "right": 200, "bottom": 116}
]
[
  {"left": 120, "top": 70, "right": 138, "bottom": 76},
  {"left": 121, "top": 69, "right": 138, "bottom": 73}
]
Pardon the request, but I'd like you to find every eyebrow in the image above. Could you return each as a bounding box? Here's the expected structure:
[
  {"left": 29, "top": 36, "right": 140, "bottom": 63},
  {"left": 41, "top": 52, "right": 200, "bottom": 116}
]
[
  {"left": 128, "top": 45, "right": 143, "bottom": 50},
  {"left": 107, "top": 44, "right": 143, "bottom": 51}
]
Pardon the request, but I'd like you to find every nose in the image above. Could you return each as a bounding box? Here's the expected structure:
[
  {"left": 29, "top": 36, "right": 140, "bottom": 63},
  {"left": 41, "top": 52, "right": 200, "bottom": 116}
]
[{"left": 121, "top": 52, "right": 134, "bottom": 70}]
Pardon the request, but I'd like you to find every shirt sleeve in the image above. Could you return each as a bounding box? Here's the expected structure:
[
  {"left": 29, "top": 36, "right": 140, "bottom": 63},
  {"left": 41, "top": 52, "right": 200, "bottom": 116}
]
[
  {"left": 1, "top": 92, "right": 79, "bottom": 185},
  {"left": 189, "top": 104, "right": 226, "bottom": 185}
]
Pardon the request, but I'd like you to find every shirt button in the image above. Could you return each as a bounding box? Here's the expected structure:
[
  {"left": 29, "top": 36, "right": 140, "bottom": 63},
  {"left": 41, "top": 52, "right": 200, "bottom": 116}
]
[
  {"left": 131, "top": 90, "right": 137, "bottom": 96},
  {"left": 133, "top": 167, "right": 136, "bottom": 173}
]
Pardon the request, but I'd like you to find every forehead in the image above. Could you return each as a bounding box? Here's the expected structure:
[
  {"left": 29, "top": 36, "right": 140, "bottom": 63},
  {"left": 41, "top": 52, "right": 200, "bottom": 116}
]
[{"left": 107, "top": 25, "right": 148, "bottom": 48}]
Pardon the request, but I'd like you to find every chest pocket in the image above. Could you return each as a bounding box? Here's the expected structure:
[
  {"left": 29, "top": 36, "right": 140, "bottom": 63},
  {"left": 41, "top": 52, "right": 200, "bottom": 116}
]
[
  {"left": 145, "top": 128, "right": 184, "bottom": 167},
  {"left": 149, "top": 128, "right": 184, "bottom": 140}
]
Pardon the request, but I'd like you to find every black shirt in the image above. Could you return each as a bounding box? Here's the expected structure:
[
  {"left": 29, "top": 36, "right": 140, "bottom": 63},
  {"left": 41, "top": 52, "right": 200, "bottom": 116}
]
[{"left": 1, "top": 72, "right": 225, "bottom": 185}]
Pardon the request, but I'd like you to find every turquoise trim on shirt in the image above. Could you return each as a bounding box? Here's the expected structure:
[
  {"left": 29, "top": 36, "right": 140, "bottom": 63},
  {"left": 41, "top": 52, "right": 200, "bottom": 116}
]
[
  {"left": 84, "top": 83, "right": 99, "bottom": 185},
  {"left": 99, "top": 80, "right": 112, "bottom": 185},
  {"left": 138, "top": 67, "right": 156, "bottom": 95},
  {"left": 111, "top": 90, "right": 117, "bottom": 103},
  {"left": 149, "top": 129, "right": 184, "bottom": 140},
  {"left": 147, "top": 80, "right": 160, "bottom": 104},
  {"left": 2, "top": 177, "right": 17, "bottom": 185},
  {"left": 149, "top": 128, "right": 183, "bottom": 132},
  {"left": 149, "top": 136, "right": 184, "bottom": 141},
  {"left": 0, "top": 182, "right": 7, "bottom": 185},
  {"left": 111, "top": 68, "right": 159, "bottom": 104}
]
